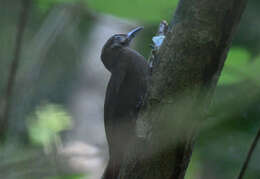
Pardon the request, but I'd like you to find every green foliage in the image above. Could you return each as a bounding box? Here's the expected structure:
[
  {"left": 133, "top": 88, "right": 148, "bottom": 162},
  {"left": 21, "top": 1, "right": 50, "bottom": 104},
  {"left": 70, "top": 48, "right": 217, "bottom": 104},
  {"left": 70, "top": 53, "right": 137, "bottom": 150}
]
[
  {"left": 219, "top": 47, "right": 251, "bottom": 85},
  {"left": 47, "top": 174, "right": 86, "bottom": 179},
  {"left": 35, "top": 0, "right": 178, "bottom": 22},
  {"left": 86, "top": 0, "right": 178, "bottom": 22},
  {"left": 185, "top": 152, "right": 202, "bottom": 179},
  {"left": 35, "top": 0, "right": 82, "bottom": 11},
  {"left": 219, "top": 47, "right": 260, "bottom": 86},
  {"left": 27, "top": 103, "right": 72, "bottom": 147},
  {"left": 244, "top": 55, "right": 260, "bottom": 82}
]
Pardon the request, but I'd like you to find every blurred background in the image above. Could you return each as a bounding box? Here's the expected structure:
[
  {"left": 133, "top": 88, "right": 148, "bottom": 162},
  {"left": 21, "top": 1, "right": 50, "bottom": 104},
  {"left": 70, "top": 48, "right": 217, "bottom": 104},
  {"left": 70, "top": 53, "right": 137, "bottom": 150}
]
[{"left": 0, "top": 0, "right": 260, "bottom": 178}]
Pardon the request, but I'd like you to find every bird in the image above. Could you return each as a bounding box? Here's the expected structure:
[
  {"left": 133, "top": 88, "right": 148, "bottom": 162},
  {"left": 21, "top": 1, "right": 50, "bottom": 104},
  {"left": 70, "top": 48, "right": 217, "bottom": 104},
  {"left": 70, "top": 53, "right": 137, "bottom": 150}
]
[{"left": 101, "top": 27, "right": 149, "bottom": 179}]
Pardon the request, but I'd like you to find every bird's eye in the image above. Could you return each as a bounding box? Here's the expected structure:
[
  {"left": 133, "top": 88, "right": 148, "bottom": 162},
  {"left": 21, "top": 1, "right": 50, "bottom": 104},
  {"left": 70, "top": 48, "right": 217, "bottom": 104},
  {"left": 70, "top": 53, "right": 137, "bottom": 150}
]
[{"left": 114, "top": 35, "right": 121, "bottom": 40}]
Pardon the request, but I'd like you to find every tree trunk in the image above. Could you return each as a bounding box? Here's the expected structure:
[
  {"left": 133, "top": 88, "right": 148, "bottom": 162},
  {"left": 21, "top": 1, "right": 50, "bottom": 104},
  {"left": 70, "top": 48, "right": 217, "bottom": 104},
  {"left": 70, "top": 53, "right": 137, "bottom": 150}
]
[{"left": 119, "top": 0, "right": 248, "bottom": 178}]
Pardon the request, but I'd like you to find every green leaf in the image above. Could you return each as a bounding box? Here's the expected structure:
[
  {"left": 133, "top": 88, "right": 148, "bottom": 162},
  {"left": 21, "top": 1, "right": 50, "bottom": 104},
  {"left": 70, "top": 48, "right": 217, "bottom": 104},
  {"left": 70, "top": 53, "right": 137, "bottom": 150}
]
[
  {"left": 86, "top": 0, "right": 179, "bottom": 22},
  {"left": 35, "top": 0, "right": 178, "bottom": 22},
  {"left": 47, "top": 173, "right": 86, "bottom": 179},
  {"left": 218, "top": 47, "right": 251, "bottom": 85},
  {"left": 244, "top": 55, "right": 260, "bottom": 83},
  {"left": 27, "top": 103, "right": 72, "bottom": 146}
]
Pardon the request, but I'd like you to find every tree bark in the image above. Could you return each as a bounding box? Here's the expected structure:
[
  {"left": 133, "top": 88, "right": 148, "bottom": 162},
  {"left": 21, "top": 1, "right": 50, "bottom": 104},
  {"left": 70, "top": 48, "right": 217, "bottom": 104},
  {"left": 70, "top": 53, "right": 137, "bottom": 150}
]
[{"left": 119, "top": 0, "right": 248, "bottom": 178}]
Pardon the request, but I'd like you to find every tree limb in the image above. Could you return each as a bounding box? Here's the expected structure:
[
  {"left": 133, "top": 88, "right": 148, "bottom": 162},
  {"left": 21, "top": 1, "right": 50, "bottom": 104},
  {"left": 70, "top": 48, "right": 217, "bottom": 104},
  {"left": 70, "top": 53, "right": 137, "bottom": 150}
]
[{"left": 119, "top": 0, "right": 248, "bottom": 178}]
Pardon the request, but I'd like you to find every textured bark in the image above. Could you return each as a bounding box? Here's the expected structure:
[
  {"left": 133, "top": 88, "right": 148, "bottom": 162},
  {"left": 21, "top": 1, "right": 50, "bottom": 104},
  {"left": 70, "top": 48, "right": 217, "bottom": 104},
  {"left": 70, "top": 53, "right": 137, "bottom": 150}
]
[{"left": 118, "top": 0, "right": 248, "bottom": 178}]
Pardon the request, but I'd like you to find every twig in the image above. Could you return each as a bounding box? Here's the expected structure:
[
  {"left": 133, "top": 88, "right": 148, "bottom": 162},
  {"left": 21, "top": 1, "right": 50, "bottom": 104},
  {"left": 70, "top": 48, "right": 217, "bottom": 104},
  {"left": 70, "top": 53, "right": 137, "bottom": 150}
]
[
  {"left": 237, "top": 127, "right": 260, "bottom": 179},
  {"left": 0, "top": 0, "right": 31, "bottom": 140}
]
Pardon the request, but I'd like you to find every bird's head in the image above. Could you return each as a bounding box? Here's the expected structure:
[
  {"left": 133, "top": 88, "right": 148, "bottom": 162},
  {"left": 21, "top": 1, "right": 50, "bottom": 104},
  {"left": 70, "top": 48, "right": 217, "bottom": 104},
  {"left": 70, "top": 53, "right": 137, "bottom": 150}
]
[
  {"left": 101, "top": 26, "right": 143, "bottom": 71},
  {"left": 104, "top": 26, "right": 143, "bottom": 49}
]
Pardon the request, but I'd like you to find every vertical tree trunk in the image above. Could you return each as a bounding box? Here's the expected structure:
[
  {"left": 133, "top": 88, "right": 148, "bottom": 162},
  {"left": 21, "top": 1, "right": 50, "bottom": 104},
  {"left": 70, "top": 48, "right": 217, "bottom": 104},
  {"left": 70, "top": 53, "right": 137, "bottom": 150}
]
[
  {"left": 119, "top": 0, "right": 248, "bottom": 178},
  {"left": 0, "top": 0, "right": 30, "bottom": 140}
]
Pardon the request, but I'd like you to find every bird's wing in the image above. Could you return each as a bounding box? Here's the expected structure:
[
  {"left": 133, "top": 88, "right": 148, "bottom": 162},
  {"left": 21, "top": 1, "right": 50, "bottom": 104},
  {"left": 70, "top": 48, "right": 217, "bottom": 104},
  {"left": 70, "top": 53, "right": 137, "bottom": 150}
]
[
  {"left": 104, "top": 61, "right": 127, "bottom": 143},
  {"left": 112, "top": 60, "right": 127, "bottom": 94}
]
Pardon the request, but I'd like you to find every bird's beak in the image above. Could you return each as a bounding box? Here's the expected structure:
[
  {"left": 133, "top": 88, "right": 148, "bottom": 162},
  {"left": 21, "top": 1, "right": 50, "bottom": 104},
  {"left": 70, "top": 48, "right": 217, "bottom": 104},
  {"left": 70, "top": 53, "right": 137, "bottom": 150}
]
[{"left": 126, "top": 26, "right": 144, "bottom": 43}]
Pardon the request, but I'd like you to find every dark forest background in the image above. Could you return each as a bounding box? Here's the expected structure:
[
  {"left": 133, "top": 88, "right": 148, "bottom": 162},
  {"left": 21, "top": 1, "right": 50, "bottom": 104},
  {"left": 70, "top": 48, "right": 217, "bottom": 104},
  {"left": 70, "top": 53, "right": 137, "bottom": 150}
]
[{"left": 0, "top": 0, "right": 260, "bottom": 178}]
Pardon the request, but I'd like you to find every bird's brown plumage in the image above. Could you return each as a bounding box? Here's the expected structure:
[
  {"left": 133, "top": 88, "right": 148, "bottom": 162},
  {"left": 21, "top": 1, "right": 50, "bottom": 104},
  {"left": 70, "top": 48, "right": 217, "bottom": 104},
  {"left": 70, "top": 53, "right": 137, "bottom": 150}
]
[{"left": 101, "top": 27, "right": 149, "bottom": 179}]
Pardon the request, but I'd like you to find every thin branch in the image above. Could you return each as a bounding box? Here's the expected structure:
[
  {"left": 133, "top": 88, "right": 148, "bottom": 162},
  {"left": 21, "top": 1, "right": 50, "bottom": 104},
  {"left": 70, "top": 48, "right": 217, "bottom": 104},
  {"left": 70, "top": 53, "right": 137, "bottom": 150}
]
[
  {"left": 237, "top": 127, "right": 260, "bottom": 179},
  {"left": 0, "top": 0, "right": 31, "bottom": 140}
]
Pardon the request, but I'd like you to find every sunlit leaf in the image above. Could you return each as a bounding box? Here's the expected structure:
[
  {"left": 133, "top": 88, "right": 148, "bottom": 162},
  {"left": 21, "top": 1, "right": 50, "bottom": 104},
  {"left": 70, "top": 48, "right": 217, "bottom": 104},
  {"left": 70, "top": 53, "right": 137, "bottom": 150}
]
[
  {"left": 47, "top": 173, "right": 86, "bottom": 179},
  {"left": 35, "top": 0, "right": 178, "bottom": 22},
  {"left": 185, "top": 152, "right": 202, "bottom": 179},
  {"left": 86, "top": 0, "right": 178, "bottom": 22},
  {"left": 244, "top": 55, "right": 260, "bottom": 83},
  {"left": 27, "top": 103, "right": 72, "bottom": 146},
  {"left": 218, "top": 47, "right": 251, "bottom": 85}
]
